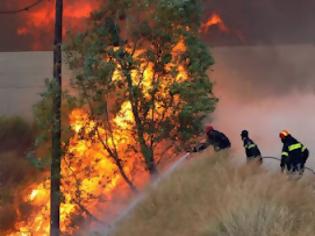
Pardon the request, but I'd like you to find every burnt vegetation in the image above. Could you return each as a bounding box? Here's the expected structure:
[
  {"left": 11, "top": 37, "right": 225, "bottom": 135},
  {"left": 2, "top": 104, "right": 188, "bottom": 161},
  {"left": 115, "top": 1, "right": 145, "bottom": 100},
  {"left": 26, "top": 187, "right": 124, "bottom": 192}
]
[{"left": 0, "top": 116, "right": 39, "bottom": 233}]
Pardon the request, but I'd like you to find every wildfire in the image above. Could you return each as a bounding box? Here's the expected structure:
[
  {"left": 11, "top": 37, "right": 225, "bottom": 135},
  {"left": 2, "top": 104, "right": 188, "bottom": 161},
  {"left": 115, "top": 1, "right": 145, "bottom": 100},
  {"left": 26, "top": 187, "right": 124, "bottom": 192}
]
[
  {"left": 200, "top": 12, "right": 230, "bottom": 33},
  {"left": 9, "top": 111, "right": 135, "bottom": 235},
  {"left": 6, "top": 35, "right": 190, "bottom": 235},
  {"left": 12, "top": 1, "right": 233, "bottom": 50},
  {"left": 13, "top": 0, "right": 100, "bottom": 50}
]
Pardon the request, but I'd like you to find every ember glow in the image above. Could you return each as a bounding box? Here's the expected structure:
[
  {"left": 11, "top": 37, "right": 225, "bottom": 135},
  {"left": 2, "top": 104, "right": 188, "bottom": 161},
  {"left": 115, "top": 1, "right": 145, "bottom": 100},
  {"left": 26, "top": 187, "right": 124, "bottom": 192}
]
[
  {"left": 16, "top": 27, "right": 28, "bottom": 36},
  {"left": 13, "top": 0, "right": 100, "bottom": 50},
  {"left": 11, "top": 0, "right": 230, "bottom": 50},
  {"left": 201, "top": 13, "right": 230, "bottom": 33},
  {"left": 200, "top": 12, "right": 246, "bottom": 43}
]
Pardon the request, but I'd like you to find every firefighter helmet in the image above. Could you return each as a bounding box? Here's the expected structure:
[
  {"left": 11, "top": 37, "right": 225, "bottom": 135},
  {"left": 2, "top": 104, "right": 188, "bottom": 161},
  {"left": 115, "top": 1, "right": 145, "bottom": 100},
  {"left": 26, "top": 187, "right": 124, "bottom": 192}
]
[
  {"left": 205, "top": 124, "right": 213, "bottom": 133},
  {"left": 241, "top": 130, "right": 249, "bottom": 138},
  {"left": 279, "top": 130, "right": 289, "bottom": 139}
]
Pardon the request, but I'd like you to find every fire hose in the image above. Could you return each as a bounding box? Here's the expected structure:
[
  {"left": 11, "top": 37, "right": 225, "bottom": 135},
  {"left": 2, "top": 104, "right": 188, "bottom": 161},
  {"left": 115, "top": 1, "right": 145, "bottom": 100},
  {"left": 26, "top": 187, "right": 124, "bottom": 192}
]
[
  {"left": 187, "top": 150, "right": 315, "bottom": 175},
  {"left": 262, "top": 156, "right": 315, "bottom": 175}
]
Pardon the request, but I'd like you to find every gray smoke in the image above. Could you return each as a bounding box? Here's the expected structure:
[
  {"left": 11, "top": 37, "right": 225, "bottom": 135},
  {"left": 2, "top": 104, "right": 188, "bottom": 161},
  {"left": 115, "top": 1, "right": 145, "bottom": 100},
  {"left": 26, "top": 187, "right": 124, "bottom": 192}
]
[
  {"left": 1, "top": 0, "right": 315, "bottom": 51},
  {"left": 203, "top": 0, "right": 315, "bottom": 45},
  {"left": 209, "top": 45, "right": 315, "bottom": 169},
  {"left": 211, "top": 44, "right": 315, "bottom": 100}
]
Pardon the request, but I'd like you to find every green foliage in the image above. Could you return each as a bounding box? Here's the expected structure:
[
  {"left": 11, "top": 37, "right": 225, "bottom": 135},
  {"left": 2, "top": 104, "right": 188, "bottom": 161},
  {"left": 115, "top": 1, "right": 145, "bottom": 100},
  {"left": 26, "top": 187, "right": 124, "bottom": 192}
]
[
  {"left": 157, "top": 0, "right": 202, "bottom": 28},
  {"left": 65, "top": 0, "right": 217, "bottom": 171},
  {"left": 31, "top": 79, "right": 79, "bottom": 169}
]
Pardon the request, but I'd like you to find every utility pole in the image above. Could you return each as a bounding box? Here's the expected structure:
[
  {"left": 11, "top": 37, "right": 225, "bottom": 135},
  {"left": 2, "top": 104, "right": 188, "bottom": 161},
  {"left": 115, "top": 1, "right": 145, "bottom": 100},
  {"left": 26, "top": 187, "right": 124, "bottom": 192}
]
[{"left": 51, "top": 0, "right": 63, "bottom": 235}]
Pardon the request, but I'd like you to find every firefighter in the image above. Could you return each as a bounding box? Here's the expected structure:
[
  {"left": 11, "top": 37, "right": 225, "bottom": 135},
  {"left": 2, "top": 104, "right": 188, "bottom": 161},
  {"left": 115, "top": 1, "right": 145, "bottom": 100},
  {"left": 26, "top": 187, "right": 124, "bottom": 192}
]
[
  {"left": 205, "top": 125, "right": 231, "bottom": 151},
  {"left": 192, "top": 125, "right": 231, "bottom": 152},
  {"left": 279, "top": 130, "right": 309, "bottom": 175},
  {"left": 240, "top": 130, "right": 262, "bottom": 164}
]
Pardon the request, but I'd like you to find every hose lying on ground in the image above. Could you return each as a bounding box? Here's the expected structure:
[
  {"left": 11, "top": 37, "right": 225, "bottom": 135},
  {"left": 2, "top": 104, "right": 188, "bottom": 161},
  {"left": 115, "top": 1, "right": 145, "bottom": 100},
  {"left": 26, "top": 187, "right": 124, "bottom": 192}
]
[
  {"left": 188, "top": 148, "right": 315, "bottom": 175},
  {"left": 262, "top": 156, "right": 315, "bottom": 175}
]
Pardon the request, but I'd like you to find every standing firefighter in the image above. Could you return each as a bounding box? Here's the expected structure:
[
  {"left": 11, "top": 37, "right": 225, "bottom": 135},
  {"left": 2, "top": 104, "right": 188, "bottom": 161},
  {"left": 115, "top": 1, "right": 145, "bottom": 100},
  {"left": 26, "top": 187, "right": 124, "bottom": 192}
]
[
  {"left": 193, "top": 125, "right": 231, "bottom": 152},
  {"left": 279, "top": 130, "right": 309, "bottom": 175},
  {"left": 241, "top": 130, "right": 262, "bottom": 164}
]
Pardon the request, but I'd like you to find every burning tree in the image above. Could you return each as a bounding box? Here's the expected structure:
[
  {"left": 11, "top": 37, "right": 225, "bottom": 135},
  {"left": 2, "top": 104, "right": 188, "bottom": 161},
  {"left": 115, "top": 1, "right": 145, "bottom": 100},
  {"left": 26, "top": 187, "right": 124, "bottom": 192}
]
[
  {"left": 6, "top": 0, "right": 217, "bottom": 235},
  {"left": 66, "top": 0, "right": 216, "bottom": 178}
]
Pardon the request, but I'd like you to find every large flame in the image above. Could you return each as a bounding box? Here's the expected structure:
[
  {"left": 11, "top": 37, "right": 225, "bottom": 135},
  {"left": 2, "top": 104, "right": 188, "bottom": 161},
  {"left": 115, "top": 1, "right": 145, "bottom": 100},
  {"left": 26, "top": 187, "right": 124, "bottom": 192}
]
[
  {"left": 8, "top": 106, "right": 138, "bottom": 235},
  {"left": 7, "top": 38, "right": 189, "bottom": 235},
  {"left": 12, "top": 0, "right": 232, "bottom": 50},
  {"left": 14, "top": 0, "right": 100, "bottom": 50}
]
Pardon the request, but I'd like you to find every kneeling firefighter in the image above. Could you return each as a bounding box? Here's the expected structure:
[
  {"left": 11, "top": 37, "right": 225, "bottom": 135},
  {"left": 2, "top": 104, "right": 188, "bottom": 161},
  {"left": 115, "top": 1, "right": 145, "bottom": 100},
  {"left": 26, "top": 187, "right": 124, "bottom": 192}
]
[
  {"left": 241, "top": 130, "right": 262, "bottom": 164},
  {"left": 279, "top": 130, "right": 309, "bottom": 175},
  {"left": 193, "top": 125, "right": 231, "bottom": 152}
]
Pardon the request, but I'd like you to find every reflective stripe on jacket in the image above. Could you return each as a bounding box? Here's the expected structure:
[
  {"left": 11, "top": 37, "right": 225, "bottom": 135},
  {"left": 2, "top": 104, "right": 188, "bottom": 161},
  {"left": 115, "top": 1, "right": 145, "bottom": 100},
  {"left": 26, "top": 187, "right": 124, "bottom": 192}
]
[{"left": 243, "top": 137, "right": 261, "bottom": 158}]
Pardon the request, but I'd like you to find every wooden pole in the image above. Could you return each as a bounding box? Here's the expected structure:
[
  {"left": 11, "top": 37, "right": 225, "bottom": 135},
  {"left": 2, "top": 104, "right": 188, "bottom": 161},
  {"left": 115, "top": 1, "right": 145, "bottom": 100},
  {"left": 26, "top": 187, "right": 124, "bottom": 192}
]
[{"left": 50, "top": 0, "right": 63, "bottom": 235}]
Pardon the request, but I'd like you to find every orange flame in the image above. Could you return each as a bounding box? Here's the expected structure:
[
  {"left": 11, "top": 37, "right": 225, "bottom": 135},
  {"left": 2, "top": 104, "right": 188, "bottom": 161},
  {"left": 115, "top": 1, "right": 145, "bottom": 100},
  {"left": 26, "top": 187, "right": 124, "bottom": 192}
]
[
  {"left": 14, "top": 0, "right": 100, "bottom": 50},
  {"left": 201, "top": 13, "right": 230, "bottom": 33},
  {"left": 7, "top": 37, "right": 190, "bottom": 235}
]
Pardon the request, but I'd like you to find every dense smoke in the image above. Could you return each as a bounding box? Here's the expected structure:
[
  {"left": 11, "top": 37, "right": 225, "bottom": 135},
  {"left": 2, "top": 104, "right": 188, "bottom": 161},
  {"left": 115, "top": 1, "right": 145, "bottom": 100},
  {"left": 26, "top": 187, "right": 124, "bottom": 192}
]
[
  {"left": 211, "top": 45, "right": 315, "bottom": 99},
  {"left": 1, "top": 0, "right": 315, "bottom": 51},
  {"left": 202, "top": 0, "right": 315, "bottom": 45},
  {"left": 209, "top": 45, "right": 315, "bottom": 168}
]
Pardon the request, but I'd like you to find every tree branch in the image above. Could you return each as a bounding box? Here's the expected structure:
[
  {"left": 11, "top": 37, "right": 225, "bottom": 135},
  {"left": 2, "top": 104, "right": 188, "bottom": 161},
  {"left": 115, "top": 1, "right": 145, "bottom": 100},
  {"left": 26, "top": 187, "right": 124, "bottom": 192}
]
[{"left": 76, "top": 78, "right": 138, "bottom": 192}]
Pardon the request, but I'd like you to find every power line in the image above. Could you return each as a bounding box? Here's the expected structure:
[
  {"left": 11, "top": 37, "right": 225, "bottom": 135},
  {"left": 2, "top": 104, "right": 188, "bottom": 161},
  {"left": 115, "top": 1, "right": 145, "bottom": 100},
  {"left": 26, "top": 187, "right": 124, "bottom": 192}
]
[
  {"left": 0, "top": 86, "right": 45, "bottom": 89},
  {"left": 0, "top": 0, "right": 46, "bottom": 14}
]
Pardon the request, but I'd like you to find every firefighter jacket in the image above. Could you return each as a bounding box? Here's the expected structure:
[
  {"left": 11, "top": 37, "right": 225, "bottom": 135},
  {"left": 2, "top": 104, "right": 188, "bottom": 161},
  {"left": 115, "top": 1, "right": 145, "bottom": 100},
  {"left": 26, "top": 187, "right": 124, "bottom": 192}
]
[
  {"left": 242, "top": 137, "right": 261, "bottom": 158},
  {"left": 207, "top": 129, "right": 231, "bottom": 151},
  {"left": 280, "top": 135, "right": 308, "bottom": 169}
]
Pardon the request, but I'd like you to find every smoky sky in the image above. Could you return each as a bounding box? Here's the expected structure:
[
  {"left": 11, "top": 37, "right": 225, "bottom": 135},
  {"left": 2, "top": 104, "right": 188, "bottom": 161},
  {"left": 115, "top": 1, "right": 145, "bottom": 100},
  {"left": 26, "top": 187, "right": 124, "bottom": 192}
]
[
  {"left": 0, "top": 0, "right": 315, "bottom": 51},
  {"left": 210, "top": 44, "right": 315, "bottom": 100},
  {"left": 202, "top": 0, "right": 315, "bottom": 45},
  {"left": 0, "top": 0, "right": 99, "bottom": 51}
]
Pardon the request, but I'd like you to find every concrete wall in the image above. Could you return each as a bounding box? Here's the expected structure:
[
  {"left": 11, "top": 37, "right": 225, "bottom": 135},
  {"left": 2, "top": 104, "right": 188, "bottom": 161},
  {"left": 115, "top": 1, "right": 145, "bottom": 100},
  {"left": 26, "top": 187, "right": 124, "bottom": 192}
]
[
  {"left": 0, "top": 52, "right": 73, "bottom": 119},
  {"left": 0, "top": 52, "right": 52, "bottom": 118},
  {"left": 1, "top": 45, "right": 314, "bottom": 118}
]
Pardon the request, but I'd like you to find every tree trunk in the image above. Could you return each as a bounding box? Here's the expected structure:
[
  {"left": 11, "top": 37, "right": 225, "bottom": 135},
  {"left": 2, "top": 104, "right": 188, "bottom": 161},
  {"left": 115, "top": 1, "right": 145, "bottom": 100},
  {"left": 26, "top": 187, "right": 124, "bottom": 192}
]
[
  {"left": 95, "top": 129, "right": 138, "bottom": 192},
  {"left": 79, "top": 84, "right": 138, "bottom": 192},
  {"left": 114, "top": 157, "right": 139, "bottom": 191},
  {"left": 50, "top": 0, "right": 63, "bottom": 235},
  {"left": 124, "top": 71, "right": 158, "bottom": 176}
]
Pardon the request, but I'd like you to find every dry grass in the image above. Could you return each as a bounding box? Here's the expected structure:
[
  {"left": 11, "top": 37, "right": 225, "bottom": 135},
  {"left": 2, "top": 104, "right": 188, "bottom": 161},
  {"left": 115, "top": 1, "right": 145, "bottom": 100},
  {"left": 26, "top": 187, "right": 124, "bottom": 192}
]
[{"left": 111, "top": 150, "right": 315, "bottom": 236}]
